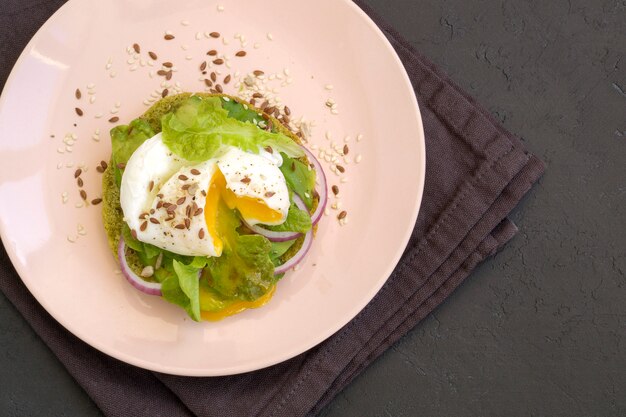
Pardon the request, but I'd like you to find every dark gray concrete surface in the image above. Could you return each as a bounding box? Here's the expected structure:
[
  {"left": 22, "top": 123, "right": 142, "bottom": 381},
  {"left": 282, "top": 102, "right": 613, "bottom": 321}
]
[{"left": 1, "top": 0, "right": 625, "bottom": 416}]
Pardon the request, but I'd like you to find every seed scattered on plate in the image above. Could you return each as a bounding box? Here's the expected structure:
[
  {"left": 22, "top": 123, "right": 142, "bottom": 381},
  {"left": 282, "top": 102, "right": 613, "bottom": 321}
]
[
  {"left": 164, "top": 34, "right": 175, "bottom": 40},
  {"left": 162, "top": 88, "right": 169, "bottom": 98},
  {"left": 91, "top": 198, "right": 102, "bottom": 205},
  {"left": 235, "top": 51, "right": 246, "bottom": 57},
  {"left": 74, "top": 168, "right": 82, "bottom": 178},
  {"left": 148, "top": 51, "right": 158, "bottom": 60},
  {"left": 80, "top": 189, "right": 87, "bottom": 200},
  {"left": 267, "top": 32, "right": 274, "bottom": 41},
  {"left": 75, "top": 88, "right": 82, "bottom": 99},
  {"left": 132, "top": 43, "right": 140, "bottom": 53},
  {"left": 75, "top": 107, "right": 83, "bottom": 116},
  {"left": 213, "top": 58, "right": 224, "bottom": 65},
  {"left": 223, "top": 74, "right": 231, "bottom": 84},
  {"left": 109, "top": 116, "right": 119, "bottom": 123},
  {"left": 332, "top": 185, "right": 339, "bottom": 195},
  {"left": 217, "top": 4, "right": 224, "bottom": 11},
  {"left": 210, "top": 32, "right": 220, "bottom": 38}
]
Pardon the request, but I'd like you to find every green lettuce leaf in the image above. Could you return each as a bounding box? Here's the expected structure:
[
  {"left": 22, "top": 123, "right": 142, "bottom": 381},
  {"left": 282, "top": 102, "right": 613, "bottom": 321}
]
[
  {"left": 203, "top": 199, "right": 276, "bottom": 301},
  {"left": 280, "top": 154, "right": 316, "bottom": 208},
  {"left": 161, "top": 96, "right": 304, "bottom": 162},
  {"left": 267, "top": 203, "right": 312, "bottom": 233},
  {"left": 164, "top": 260, "right": 201, "bottom": 321},
  {"left": 110, "top": 118, "right": 155, "bottom": 186},
  {"left": 221, "top": 98, "right": 264, "bottom": 124},
  {"left": 269, "top": 240, "right": 296, "bottom": 261}
]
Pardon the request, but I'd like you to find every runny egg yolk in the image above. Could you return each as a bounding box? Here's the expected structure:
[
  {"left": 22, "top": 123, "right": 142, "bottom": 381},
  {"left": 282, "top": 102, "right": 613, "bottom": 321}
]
[
  {"left": 200, "top": 285, "right": 276, "bottom": 321},
  {"left": 204, "top": 169, "right": 283, "bottom": 257}
]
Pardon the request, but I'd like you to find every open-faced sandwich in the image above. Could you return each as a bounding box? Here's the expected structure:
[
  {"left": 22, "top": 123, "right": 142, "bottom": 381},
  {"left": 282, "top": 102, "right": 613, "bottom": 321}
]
[{"left": 102, "top": 93, "right": 327, "bottom": 321}]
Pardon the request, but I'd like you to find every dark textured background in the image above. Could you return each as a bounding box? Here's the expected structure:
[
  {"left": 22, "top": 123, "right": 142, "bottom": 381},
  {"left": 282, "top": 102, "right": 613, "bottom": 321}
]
[{"left": 1, "top": 0, "right": 625, "bottom": 416}]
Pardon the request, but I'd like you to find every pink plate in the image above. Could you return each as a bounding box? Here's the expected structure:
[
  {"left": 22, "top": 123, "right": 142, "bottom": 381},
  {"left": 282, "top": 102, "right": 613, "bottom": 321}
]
[{"left": 0, "top": 0, "right": 424, "bottom": 376}]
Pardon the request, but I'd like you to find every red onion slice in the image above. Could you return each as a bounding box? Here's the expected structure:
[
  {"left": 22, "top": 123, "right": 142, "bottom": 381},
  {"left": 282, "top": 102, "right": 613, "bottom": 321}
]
[
  {"left": 274, "top": 227, "right": 313, "bottom": 275},
  {"left": 300, "top": 145, "right": 327, "bottom": 225},
  {"left": 118, "top": 236, "right": 163, "bottom": 296},
  {"left": 242, "top": 194, "right": 308, "bottom": 242}
]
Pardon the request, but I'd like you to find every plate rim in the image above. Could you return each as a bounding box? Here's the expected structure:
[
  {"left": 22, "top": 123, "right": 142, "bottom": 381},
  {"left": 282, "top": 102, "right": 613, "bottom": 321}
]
[{"left": 0, "top": 0, "right": 425, "bottom": 376}]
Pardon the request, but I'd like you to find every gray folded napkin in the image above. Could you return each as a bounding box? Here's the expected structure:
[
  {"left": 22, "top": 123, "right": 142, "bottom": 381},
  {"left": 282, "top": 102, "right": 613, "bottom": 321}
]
[{"left": 0, "top": 1, "right": 544, "bottom": 416}]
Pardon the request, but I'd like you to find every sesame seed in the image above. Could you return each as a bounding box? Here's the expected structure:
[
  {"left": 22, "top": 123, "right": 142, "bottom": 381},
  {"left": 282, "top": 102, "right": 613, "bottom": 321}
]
[
  {"left": 331, "top": 109, "right": 339, "bottom": 115},
  {"left": 340, "top": 177, "right": 349, "bottom": 183},
  {"left": 355, "top": 154, "right": 362, "bottom": 163},
  {"left": 357, "top": 133, "right": 363, "bottom": 142},
  {"left": 67, "top": 235, "right": 77, "bottom": 243},
  {"left": 325, "top": 84, "right": 334, "bottom": 90},
  {"left": 267, "top": 32, "right": 274, "bottom": 40},
  {"left": 89, "top": 96, "right": 96, "bottom": 104},
  {"left": 181, "top": 44, "right": 190, "bottom": 51},
  {"left": 181, "top": 19, "right": 190, "bottom": 26},
  {"left": 217, "top": 4, "right": 224, "bottom": 11},
  {"left": 110, "top": 71, "right": 117, "bottom": 78},
  {"left": 87, "top": 83, "right": 95, "bottom": 89},
  {"left": 95, "top": 113, "right": 103, "bottom": 118}
]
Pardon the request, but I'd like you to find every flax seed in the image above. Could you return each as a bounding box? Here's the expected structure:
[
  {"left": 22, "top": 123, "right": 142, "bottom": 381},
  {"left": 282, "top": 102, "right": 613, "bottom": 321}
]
[
  {"left": 211, "top": 72, "right": 217, "bottom": 82},
  {"left": 75, "top": 107, "right": 83, "bottom": 116},
  {"left": 109, "top": 116, "right": 119, "bottom": 123},
  {"left": 336, "top": 164, "right": 345, "bottom": 173},
  {"left": 96, "top": 166, "right": 104, "bottom": 173},
  {"left": 235, "top": 51, "right": 247, "bottom": 57},
  {"left": 131, "top": 229, "right": 138, "bottom": 239},
  {"left": 176, "top": 197, "right": 186, "bottom": 205},
  {"left": 164, "top": 34, "right": 175, "bottom": 40},
  {"left": 253, "top": 92, "right": 263, "bottom": 99},
  {"left": 223, "top": 74, "right": 231, "bottom": 84},
  {"left": 253, "top": 70, "right": 264, "bottom": 77},
  {"left": 175, "top": 224, "right": 185, "bottom": 230},
  {"left": 178, "top": 174, "right": 188, "bottom": 181},
  {"left": 338, "top": 211, "right": 347, "bottom": 220},
  {"left": 80, "top": 189, "right": 87, "bottom": 200},
  {"left": 165, "top": 71, "right": 172, "bottom": 80},
  {"left": 149, "top": 217, "right": 160, "bottom": 224},
  {"left": 140, "top": 221, "right": 148, "bottom": 231},
  {"left": 200, "top": 61, "right": 207, "bottom": 71},
  {"left": 184, "top": 218, "right": 191, "bottom": 229},
  {"left": 241, "top": 177, "right": 251, "bottom": 184},
  {"left": 198, "top": 228, "right": 205, "bottom": 239},
  {"left": 210, "top": 32, "right": 220, "bottom": 38},
  {"left": 148, "top": 180, "right": 154, "bottom": 191},
  {"left": 75, "top": 89, "right": 82, "bottom": 99},
  {"left": 207, "top": 50, "right": 217, "bottom": 56},
  {"left": 74, "top": 168, "right": 82, "bottom": 178},
  {"left": 215, "top": 84, "right": 223, "bottom": 93},
  {"left": 332, "top": 185, "right": 339, "bottom": 195},
  {"left": 194, "top": 207, "right": 203, "bottom": 216},
  {"left": 204, "top": 79, "right": 213, "bottom": 87},
  {"left": 133, "top": 43, "right": 140, "bottom": 53},
  {"left": 264, "top": 191, "right": 275, "bottom": 197},
  {"left": 213, "top": 58, "right": 224, "bottom": 65},
  {"left": 148, "top": 51, "right": 157, "bottom": 60},
  {"left": 77, "top": 177, "right": 84, "bottom": 187},
  {"left": 284, "top": 106, "right": 291, "bottom": 116},
  {"left": 343, "top": 144, "right": 349, "bottom": 155}
]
